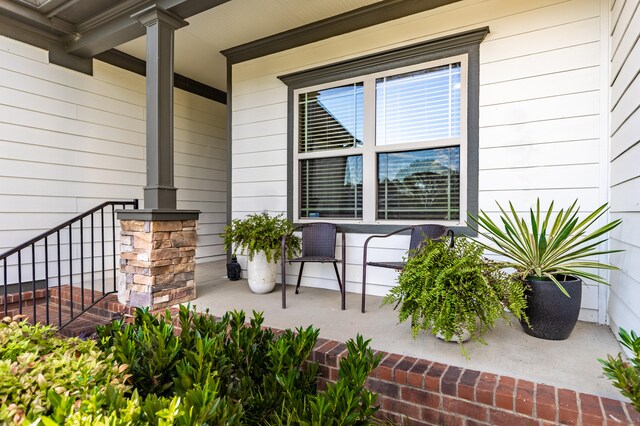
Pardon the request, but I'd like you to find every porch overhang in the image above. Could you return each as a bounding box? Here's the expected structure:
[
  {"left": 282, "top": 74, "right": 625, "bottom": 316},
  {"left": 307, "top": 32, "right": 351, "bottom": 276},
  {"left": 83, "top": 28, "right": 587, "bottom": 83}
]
[{"left": 0, "top": 0, "right": 229, "bottom": 73}]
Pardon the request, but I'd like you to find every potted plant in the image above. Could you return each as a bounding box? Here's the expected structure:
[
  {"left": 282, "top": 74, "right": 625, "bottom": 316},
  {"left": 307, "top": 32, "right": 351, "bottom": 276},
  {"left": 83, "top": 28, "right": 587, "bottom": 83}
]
[
  {"left": 383, "top": 237, "right": 528, "bottom": 356},
  {"left": 468, "top": 199, "right": 622, "bottom": 340},
  {"left": 222, "top": 212, "right": 300, "bottom": 293}
]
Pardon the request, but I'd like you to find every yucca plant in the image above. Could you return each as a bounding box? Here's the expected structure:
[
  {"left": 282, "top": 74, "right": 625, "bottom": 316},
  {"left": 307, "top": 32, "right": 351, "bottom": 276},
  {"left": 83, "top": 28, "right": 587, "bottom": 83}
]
[{"left": 468, "top": 199, "right": 622, "bottom": 296}]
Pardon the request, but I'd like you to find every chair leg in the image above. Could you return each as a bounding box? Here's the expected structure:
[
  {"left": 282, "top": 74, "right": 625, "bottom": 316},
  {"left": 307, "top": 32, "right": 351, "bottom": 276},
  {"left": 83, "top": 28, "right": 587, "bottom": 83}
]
[
  {"left": 281, "top": 259, "right": 287, "bottom": 309},
  {"left": 361, "top": 264, "right": 367, "bottom": 313},
  {"left": 333, "top": 262, "right": 342, "bottom": 291},
  {"left": 295, "top": 262, "right": 305, "bottom": 294},
  {"left": 332, "top": 262, "right": 345, "bottom": 311},
  {"left": 333, "top": 262, "right": 347, "bottom": 311}
]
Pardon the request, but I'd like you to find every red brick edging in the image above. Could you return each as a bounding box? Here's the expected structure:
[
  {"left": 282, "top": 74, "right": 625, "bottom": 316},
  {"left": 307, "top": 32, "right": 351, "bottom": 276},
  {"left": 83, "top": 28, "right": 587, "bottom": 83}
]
[{"left": 310, "top": 337, "right": 640, "bottom": 425}]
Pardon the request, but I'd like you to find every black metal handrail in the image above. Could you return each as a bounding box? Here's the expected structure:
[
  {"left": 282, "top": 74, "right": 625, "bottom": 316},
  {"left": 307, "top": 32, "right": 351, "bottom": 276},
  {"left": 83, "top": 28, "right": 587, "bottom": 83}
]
[{"left": 0, "top": 200, "right": 138, "bottom": 330}]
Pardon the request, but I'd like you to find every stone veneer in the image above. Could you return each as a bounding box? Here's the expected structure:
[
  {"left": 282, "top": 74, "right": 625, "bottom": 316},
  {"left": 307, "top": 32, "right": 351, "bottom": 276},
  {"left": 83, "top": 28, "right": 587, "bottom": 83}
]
[{"left": 118, "top": 219, "right": 197, "bottom": 310}]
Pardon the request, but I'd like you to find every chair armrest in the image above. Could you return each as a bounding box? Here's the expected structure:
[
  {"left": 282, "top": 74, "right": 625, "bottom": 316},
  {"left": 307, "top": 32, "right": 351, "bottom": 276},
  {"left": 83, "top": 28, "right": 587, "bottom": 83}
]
[
  {"left": 362, "top": 226, "right": 413, "bottom": 265},
  {"left": 362, "top": 226, "right": 413, "bottom": 250},
  {"left": 281, "top": 225, "right": 305, "bottom": 262}
]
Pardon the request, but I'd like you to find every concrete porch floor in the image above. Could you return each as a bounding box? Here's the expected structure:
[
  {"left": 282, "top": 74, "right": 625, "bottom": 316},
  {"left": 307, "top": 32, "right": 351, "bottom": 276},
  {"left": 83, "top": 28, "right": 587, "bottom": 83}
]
[{"left": 192, "top": 260, "right": 626, "bottom": 401}]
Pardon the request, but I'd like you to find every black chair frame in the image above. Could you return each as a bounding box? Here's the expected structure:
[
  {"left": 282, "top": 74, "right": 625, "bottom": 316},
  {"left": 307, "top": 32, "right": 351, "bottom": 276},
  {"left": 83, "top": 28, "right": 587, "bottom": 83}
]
[
  {"left": 361, "top": 224, "right": 453, "bottom": 313},
  {"left": 281, "top": 222, "right": 346, "bottom": 310}
]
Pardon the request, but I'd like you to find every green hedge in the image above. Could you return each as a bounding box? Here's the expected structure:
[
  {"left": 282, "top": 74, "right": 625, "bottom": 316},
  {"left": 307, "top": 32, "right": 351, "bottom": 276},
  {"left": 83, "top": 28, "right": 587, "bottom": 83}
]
[{"left": 0, "top": 307, "right": 383, "bottom": 425}]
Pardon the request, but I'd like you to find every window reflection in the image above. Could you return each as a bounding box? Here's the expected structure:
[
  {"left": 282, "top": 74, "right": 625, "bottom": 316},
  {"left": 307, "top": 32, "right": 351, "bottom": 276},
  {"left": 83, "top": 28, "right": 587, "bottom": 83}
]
[{"left": 378, "top": 147, "right": 460, "bottom": 220}]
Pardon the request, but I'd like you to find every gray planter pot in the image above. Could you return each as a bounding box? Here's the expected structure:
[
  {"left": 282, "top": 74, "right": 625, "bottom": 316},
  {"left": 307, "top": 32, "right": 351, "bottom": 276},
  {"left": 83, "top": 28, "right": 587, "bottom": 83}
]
[{"left": 520, "top": 275, "right": 582, "bottom": 340}]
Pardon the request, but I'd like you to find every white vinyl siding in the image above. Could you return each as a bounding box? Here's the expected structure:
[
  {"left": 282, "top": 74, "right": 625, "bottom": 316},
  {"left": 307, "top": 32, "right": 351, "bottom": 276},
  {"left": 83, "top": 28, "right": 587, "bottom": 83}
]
[
  {"left": 230, "top": 0, "right": 608, "bottom": 321},
  {"left": 0, "top": 36, "right": 227, "bottom": 270},
  {"left": 608, "top": 0, "right": 640, "bottom": 342}
]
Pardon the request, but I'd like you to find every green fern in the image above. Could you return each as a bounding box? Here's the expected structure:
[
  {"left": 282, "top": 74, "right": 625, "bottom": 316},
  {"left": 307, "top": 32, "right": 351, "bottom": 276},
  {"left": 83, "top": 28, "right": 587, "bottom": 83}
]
[
  {"left": 383, "top": 237, "right": 528, "bottom": 355},
  {"left": 221, "top": 212, "right": 301, "bottom": 262}
]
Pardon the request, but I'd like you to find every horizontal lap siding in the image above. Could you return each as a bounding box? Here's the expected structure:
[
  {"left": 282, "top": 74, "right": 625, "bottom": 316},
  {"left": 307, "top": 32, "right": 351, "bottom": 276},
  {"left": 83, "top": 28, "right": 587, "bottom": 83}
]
[
  {"left": 230, "top": 0, "right": 608, "bottom": 319},
  {"left": 0, "top": 36, "right": 227, "bottom": 268},
  {"left": 608, "top": 0, "right": 640, "bottom": 342}
]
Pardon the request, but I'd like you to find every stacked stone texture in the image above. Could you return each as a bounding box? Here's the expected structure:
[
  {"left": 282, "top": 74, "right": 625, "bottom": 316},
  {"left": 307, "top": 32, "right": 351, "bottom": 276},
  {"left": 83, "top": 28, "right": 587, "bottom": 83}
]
[{"left": 118, "top": 219, "right": 197, "bottom": 310}]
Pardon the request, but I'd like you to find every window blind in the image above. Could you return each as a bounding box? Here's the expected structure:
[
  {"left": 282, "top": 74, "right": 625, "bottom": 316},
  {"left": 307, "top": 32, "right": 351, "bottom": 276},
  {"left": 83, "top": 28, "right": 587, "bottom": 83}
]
[
  {"left": 298, "top": 83, "right": 364, "bottom": 153},
  {"left": 299, "top": 156, "right": 363, "bottom": 219},
  {"left": 377, "top": 147, "right": 460, "bottom": 220},
  {"left": 376, "top": 64, "right": 461, "bottom": 146}
]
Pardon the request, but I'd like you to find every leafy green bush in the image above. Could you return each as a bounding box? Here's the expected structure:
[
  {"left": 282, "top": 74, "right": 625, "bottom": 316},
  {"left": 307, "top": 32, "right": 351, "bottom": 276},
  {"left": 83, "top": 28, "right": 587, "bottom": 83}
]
[
  {"left": 0, "top": 316, "right": 130, "bottom": 424},
  {"left": 1, "top": 307, "right": 381, "bottom": 425},
  {"left": 96, "top": 306, "right": 382, "bottom": 425},
  {"left": 599, "top": 328, "right": 640, "bottom": 413},
  {"left": 383, "top": 237, "right": 528, "bottom": 355},
  {"left": 37, "top": 381, "right": 243, "bottom": 425},
  {"left": 271, "top": 334, "right": 381, "bottom": 425}
]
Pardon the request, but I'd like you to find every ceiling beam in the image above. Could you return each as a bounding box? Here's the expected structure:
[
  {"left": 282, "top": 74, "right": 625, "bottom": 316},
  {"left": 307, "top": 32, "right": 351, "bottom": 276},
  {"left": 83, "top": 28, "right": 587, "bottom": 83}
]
[
  {"left": 96, "top": 48, "right": 227, "bottom": 104},
  {"left": 65, "top": 0, "right": 230, "bottom": 58}
]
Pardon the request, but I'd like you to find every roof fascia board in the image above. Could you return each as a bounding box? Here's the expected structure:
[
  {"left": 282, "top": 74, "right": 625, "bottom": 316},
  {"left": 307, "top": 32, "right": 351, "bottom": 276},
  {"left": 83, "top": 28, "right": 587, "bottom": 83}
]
[
  {"left": 222, "top": 0, "right": 463, "bottom": 64},
  {"left": 0, "top": 0, "right": 75, "bottom": 35}
]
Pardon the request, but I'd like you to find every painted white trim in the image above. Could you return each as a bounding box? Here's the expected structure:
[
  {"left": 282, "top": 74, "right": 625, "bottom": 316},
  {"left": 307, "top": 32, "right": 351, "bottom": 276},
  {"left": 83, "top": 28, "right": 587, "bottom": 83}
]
[{"left": 599, "top": 0, "right": 612, "bottom": 325}]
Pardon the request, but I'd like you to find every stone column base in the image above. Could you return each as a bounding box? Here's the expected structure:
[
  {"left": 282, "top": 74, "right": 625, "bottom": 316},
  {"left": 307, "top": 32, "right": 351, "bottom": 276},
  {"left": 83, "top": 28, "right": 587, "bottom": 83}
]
[{"left": 118, "top": 217, "right": 197, "bottom": 311}]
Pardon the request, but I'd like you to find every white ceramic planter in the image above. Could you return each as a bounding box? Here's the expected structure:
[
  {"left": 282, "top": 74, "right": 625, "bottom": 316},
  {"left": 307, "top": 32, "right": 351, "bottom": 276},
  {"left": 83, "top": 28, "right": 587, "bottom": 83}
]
[
  {"left": 435, "top": 327, "right": 472, "bottom": 343},
  {"left": 247, "top": 252, "right": 277, "bottom": 294}
]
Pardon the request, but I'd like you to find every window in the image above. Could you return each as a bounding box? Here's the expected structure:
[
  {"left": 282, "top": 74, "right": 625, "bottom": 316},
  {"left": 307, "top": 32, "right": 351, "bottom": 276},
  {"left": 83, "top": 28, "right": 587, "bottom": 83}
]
[
  {"left": 280, "top": 27, "right": 487, "bottom": 231},
  {"left": 294, "top": 57, "right": 466, "bottom": 225}
]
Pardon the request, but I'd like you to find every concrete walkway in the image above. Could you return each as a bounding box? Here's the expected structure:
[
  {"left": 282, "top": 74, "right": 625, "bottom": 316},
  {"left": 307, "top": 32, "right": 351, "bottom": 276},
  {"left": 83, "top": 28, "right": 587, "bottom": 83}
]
[{"left": 192, "top": 260, "right": 626, "bottom": 401}]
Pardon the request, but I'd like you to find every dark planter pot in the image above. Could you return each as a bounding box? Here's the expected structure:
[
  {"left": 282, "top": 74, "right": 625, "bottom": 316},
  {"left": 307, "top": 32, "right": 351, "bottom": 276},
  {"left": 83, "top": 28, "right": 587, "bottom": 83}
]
[
  {"left": 520, "top": 275, "right": 583, "bottom": 340},
  {"left": 226, "top": 256, "right": 242, "bottom": 281}
]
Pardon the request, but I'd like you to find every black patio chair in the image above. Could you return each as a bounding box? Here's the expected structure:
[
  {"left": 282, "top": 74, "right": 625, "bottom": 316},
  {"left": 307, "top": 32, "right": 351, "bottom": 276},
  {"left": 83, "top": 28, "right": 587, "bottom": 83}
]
[
  {"left": 361, "top": 224, "right": 454, "bottom": 313},
  {"left": 281, "top": 222, "right": 346, "bottom": 310}
]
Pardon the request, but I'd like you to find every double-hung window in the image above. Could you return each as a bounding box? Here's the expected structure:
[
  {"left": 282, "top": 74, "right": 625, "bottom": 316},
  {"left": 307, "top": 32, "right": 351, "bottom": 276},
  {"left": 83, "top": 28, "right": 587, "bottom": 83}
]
[
  {"left": 280, "top": 27, "right": 487, "bottom": 230},
  {"left": 294, "top": 56, "right": 466, "bottom": 225}
]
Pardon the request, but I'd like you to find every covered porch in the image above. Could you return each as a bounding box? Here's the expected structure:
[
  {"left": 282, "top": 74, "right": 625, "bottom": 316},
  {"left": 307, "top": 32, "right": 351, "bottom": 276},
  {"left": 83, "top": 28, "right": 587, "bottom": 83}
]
[{"left": 194, "top": 260, "right": 622, "bottom": 402}]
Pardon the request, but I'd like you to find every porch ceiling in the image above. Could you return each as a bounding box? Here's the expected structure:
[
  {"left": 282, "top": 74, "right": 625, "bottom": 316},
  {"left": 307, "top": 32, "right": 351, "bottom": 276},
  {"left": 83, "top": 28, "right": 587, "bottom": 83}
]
[
  {"left": 1, "top": 0, "right": 383, "bottom": 92},
  {"left": 116, "top": 0, "right": 382, "bottom": 91}
]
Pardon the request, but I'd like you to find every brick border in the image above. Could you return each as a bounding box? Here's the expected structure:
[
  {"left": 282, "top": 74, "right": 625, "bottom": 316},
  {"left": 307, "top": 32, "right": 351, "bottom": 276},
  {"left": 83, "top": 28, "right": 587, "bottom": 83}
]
[{"left": 308, "top": 339, "right": 639, "bottom": 425}]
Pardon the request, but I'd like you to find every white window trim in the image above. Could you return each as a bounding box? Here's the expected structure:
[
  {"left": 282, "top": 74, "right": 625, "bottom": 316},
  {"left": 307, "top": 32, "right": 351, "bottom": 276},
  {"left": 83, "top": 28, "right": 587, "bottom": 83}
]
[{"left": 293, "top": 54, "right": 468, "bottom": 227}]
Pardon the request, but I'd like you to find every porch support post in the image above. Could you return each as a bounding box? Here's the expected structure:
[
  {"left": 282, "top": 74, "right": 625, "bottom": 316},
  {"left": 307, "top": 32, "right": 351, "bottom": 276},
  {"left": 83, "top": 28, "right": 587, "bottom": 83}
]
[
  {"left": 116, "top": 6, "right": 199, "bottom": 312},
  {"left": 133, "top": 6, "right": 187, "bottom": 210}
]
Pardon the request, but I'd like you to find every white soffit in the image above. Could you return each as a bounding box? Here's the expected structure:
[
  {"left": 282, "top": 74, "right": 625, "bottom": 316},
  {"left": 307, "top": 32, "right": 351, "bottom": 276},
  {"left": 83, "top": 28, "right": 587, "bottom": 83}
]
[{"left": 116, "top": 0, "right": 381, "bottom": 91}]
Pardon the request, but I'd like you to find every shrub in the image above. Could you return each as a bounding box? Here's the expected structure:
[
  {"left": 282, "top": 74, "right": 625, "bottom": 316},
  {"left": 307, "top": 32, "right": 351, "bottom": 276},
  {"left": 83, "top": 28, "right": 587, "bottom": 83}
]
[
  {"left": 96, "top": 306, "right": 382, "bottom": 425},
  {"left": 1, "top": 307, "right": 381, "bottom": 424},
  {"left": 0, "top": 316, "right": 130, "bottom": 424},
  {"left": 599, "top": 328, "right": 640, "bottom": 413}
]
